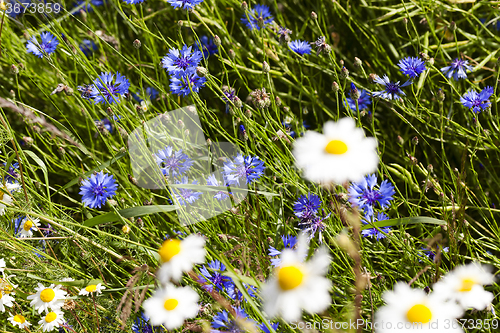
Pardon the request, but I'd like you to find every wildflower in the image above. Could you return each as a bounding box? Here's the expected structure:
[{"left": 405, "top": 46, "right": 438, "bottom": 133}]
[
  {"left": 26, "top": 32, "right": 59, "bottom": 58},
  {"left": 361, "top": 212, "right": 392, "bottom": 240},
  {"left": 38, "top": 310, "right": 65, "bottom": 332},
  {"left": 79, "top": 171, "right": 118, "bottom": 209},
  {"left": 157, "top": 234, "right": 206, "bottom": 283},
  {"left": 397, "top": 57, "right": 426, "bottom": 78},
  {"left": 166, "top": 0, "right": 204, "bottom": 10},
  {"left": 196, "top": 35, "right": 218, "bottom": 58},
  {"left": 77, "top": 84, "right": 94, "bottom": 100},
  {"left": 2, "top": 162, "right": 19, "bottom": 183},
  {"left": 7, "top": 314, "right": 31, "bottom": 329},
  {"left": 171, "top": 177, "right": 202, "bottom": 206},
  {"left": 433, "top": 262, "right": 494, "bottom": 310},
  {"left": 78, "top": 283, "right": 106, "bottom": 296},
  {"left": 372, "top": 74, "right": 412, "bottom": 100},
  {"left": 299, "top": 215, "right": 329, "bottom": 242},
  {"left": 211, "top": 307, "right": 256, "bottom": 332},
  {"left": 223, "top": 153, "right": 266, "bottom": 186},
  {"left": 420, "top": 245, "right": 449, "bottom": 261},
  {"left": 161, "top": 45, "right": 203, "bottom": 76},
  {"left": 169, "top": 73, "right": 207, "bottom": 97},
  {"left": 18, "top": 216, "right": 41, "bottom": 238},
  {"left": 314, "top": 36, "right": 331, "bottom": 55},
  {"left": 289, "top": 40, "right": 312, "bottom": 56},
  {"left": 374, "top": 282, "right": 463, "bottom": 332},
  {"left": 268, "top": 235, "right": 298, "bottom": 267},
  {"left": 250, "top": 88, "right": 271, "bottom": 109},
  {"left": 225, "top": 282, "right": 258, "bottom": 302},
  {"left": 154, "top": 146, "right": 193, "bottom": 178},
  {"left": 0, "top": 183, "right": 20, "bottom": 216},
  {"left": 348, "top": 174, "right": 395, "bottom": 219},
  {"left": 293, "top": 117, "right": 378, "bottom": 185},
  {"left": 132, "top": 312, "right": 163, "bottom": 333},
  {"left": 262, "top": 235, "right": 332, "bottom": 322},
  {"left": 90, "top": 72, "right": 130, "bottom": 104},
  {"left": 27, "top": 283, "right": 67, "bottom": 314},
  {"left": 198, "top": 260, "right": 231, "bottom": 292},
  {"left": 293, "top": 193, "right": 321, "bottom": 219},
  {"left": 275, "top": 26, "right": 292, "bottom": 44},
  {"left": 241, "top": 4, "right": 273, "bottom": 30},
  {"left": 206, "top": 174, "right": 229, "bottom": 201},
  {"left": 123, "top": 0, "right": 145, "bottom": 3},
  {"left": 142, "top": 285, "right": 200, "bottom": 329},
  {"left": 345, "top": 89, "right": 371, "bottom": 111},
  {"left": 79, "top": 39, "right": 97, "bottom": 57},
  {"left": 259, "top": 322, "right": 280, "bottom": 333},
  {"left": 222, "top": 86, "right": 239, "bottom": 113},
  {"left": 460, "top": 86, "right": 494, "bottom": 113},
  {"left": 0, "top": 287, "right": 14, "bottom": 312},
  {"left": 440, "top": 58, "right": 473, "bottom": 81}
]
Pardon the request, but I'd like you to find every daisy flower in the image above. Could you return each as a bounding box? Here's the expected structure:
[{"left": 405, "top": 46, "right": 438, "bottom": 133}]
[
  {"left": 372, "top": 74, "right": 412, "bottom": 100},
  {"left": 142, "top": 285, "right": 199, "bottom": 330},
  {"left": 38, "top": 310, "right": 65, "bottom": 332},
  {"left": 289, "top": 40, "right": 312, "bottom": 56},
  {"left": 348, "top": 174, "right": 395, "bottom": 219},
  {"left": 460, "top": 86, "right": 494, "bottom": 113},
  {"left": 79, "top": 171, "right": 118, "bottom": 209},
  {"left": 169, "top": 73, "right": 207, "bottom": 97},
  {"left": 157, "top": 234, "right": 206, "bottom": 283},
  {"left": 398, "top": 56, "right": 426, "bottom": 78},
  {"left": 261, "top": 235, "right": 332, "bottom": 322},
  {"left": 153, "top": 146, "right": 193, "bottom": 178},
  {"left": 161, "top": 45, "right": 203, "bottom": 76},
  {"left": 223, "top": 153, "right": 266, "bottom": 186},
  {"left": 18, "top": 216, "right": 41, "bottom": 238},
  {"left": 90, "top": 72, "right": 130, "bottom": 104},
  {"left": 241, "top": 4, "right": 274, "bottom": 30},
  {"left": 27, "top": 283, "right": 67, "bottom": 314},
  {"left": 26, "top": 32, "right": 59, "bottom": 58},
  {"left": 440, "top": 58, "right": 473, "bottom": 81},
  {"left": 166, "top": 0, "right": 204, "bottom": 10},
  {"left": 79, "top": 283, "right": 106, "bottom": 296},
  {"left": 0, "top": 288, "right": 15, "bottom": 312},
  {"left": 0, "top": 182, "right": 19, "bottom": 216},
  {"left": 433, "top": 262, "right": 494, "bottom": 310},
  {"left": 8, "top": 314, "right": 31, "bottom": 329},
  {"left": 293, "top": 117, "right": 378, "bottom": 185},
  {"left": 374, "top": 282, "right": 463, "bottom": 332}
]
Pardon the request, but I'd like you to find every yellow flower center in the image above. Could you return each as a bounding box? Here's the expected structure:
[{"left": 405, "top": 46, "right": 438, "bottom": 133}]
[
  {"left": 40, "top": 288, "right": 56, "bottom": 302},
  {"left": 163, "top": 298, "right": 178, "bottom": 311},
  {"left": 13, "top": 314, "right": 25, "bottom": 323},
  {"left": 45, "top": 312, "right": 57, "bottom": 323},
  {"left": 277, "top": 265, "right": 304, "bottom": 291},
  {"left": 459, "top": 277, "right": 476, "bottom": 292},
  {"left": 325, "top": 140, "right": 348, "bottom": 155},
  {"left": 406, "top": 304, "right": 432, "bottom": 324},
  {"left": 23, "top": 220, "right": 33, "bottom": 231},
  {"left": 158, "top": 239, "right": 182, "bottom": 262},
  {"left": 0, "top": 190, "right": 4, "bottom": 201},
  {"left": 0, "top": 291, "right": 3, "bottom": 299},
  {"left": 85, "top": 285, "right": 97, "bottom": 292},
  {"left": 4, "top": 284, "right": 13, "bottom": 294}
]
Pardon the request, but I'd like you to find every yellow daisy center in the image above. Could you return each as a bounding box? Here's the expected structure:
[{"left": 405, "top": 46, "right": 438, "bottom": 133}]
[
  {"left": 13, "top": 314, "right": 25, "bottom": 323},
  {"left": 23, "top": 220, "right": 33, "bottom": 231},
  {"left": 163, "top": 298, "right": 179, "bottom": 311},
  {"left": 4, "top": 284, "right": 13, "bottom": 294},
  {"left": 459, "top": 277, "right": 476, "bottom": 292},
  {"left": 0, "top": 188, "right": 5, "bottom": 201},
  {"left": 325, "top": 140, "right": 348, "bottom": 155},
  {"left": 406, "top": 304, "right": 432, "bottom": 324},
  {"left": 40, "top": 288, "right": 56, "bottom": 302},
  {"left": 85, "top": 285, "right": 97, "bottom": 292},
  {"left": 45, "top": 312, "right": 57, "bottom": 323},
  {"left": 158, "top": 239, "right": 182, "bottom": 262},
  {"left": 277, "top": 265, "right": 304, "bottom": 291},
  {"left": 0, "top": 291, "right": 3, "bottom": 299}
]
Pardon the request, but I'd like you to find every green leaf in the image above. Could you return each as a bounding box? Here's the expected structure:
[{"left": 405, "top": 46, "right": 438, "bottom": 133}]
[
  {"left": 83, "top": 205, "right": 179, "bottom": 227},
  {"left": 361, "top": 216, "right": 446, "bottom": 230}
]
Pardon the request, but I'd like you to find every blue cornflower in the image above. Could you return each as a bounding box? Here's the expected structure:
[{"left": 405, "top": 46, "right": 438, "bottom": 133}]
[
  {"left": 206, "top": 174, "right": 230, "bottom": 201},
  {"left": 77, "top": 84, "right": 94, "bottom": 101},
  {"left": 440, "top": 58, "right": 473, "bottom": 81},
  {"left": 419, "top": 245, "right": 449, "bottom": 262},
  {"left": 241, "top": 4, "right": 274, "bottom": 31},
  {"left": 298, "top": 213, "right": 330, "bottom": 242},
  {"left": 12, "top": 215, "right": 24, "bottom": 235},
  {"left": 460, "top": 86, "right": 494, "bottom": 113},
  {"left": 198, "top": 260, "right": 231, "bottom": 292},
  {"left": 361, "top": 212, "right": 391, "bottom": 240},
  {"left": 169, "top": 73, "right": 207, "bottom": 97},
  {"left": 172, "top": 177, "right": 202, "bottom": 206},
  {"left": 2, "top": 162, "right": 19, "bottom": 184},
  {"left": 212, "top": 307, "right": 255, "bottom": 333},
  {"left": 225, "top": 282, "right": 258, "bottom": 302},
  {"left": 275, "top": 26, "right": 292, "bottom": 44},
  {"left": 345, "top": 89, "right": 371, "bottom": 111},
  {"left": 268, "top": 235, "right": 298, "bottom": 267},
  {"left": 90, "top": 72, "right": 130, "bottom": 104},
  {"left": 161, "top": 45, "right": 203, "bottom": 76},
  {"left": 58, "top": 321, "right": 74, "bottom": 333},
  {"left": 222, "top": 87, "right": 238, "bottom": 113},
  {"left": 372, "top": 74, "right": 411, "bottom": 101},
  {"left": 123, "top": 0, "right": 145, "bottom": 4},
  {"left": 289, "top": 40, "right": 312, "bottom": 56},
  {"left": 223, "top": 153, "right": 266, "bottom": 186},
  {"left": 196, "top": 35, "right": 218, "bottom": 58},
  {"left": 154, "top": 146, "right": 193, "bottom": 177},
  {"left": 398, "top": 56, "right": 426, "bottom": 78},
  {"left": 293, "top": 193, "right": 321, "bottom": 219},
  {"left": 95, "top": 115, "right": 121, "bottom": 134},
  {"left": 260, "top": 322, "right": 280, "bottom": 333},
  {"left": 348, "top": 174, "right": 395, "bottom": 219},
  {"left": 7, "top": 0, "right": 30, "bottom": 18},
  {"left": 26, "top": 32, "right": 59, "bottom": 58},
  {"left": 79, "top": 171, "right": 118, "bottom": 209},
  {"left": 166, "top": 0, "right": 204, "bottom": 10},
  {"left": 79, "top": 39, "right": 97, "bottom": 57},
  {"left": 131, "top": 312, "right": 164, "bottom": 333}
]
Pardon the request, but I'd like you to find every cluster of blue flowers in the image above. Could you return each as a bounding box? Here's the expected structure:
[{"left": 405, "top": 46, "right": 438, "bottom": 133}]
[
  {"left": 348, "top": 174, "right": 395, "bottom": 240},
  {"left": 293, "top": 193, "right": 330, "bottom": 242}
]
